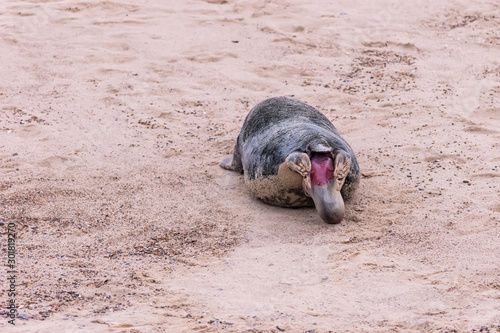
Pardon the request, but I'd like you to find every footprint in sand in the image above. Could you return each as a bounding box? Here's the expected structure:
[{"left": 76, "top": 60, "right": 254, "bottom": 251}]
[
  {"left": 489, "top": 203, "right": 500, "bottom": 213},
  {"left": 186, "top": 51, "right": 238, "bottom": 63}
]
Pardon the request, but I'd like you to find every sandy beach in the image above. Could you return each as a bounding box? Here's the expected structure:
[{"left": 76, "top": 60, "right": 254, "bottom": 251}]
[{"left": 1, "top": 0, "right": 499, "bottom": 332}]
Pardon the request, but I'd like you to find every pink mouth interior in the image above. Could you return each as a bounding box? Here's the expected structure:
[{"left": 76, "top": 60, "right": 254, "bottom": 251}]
[{"left": 310, "top": 155, "right": 334, "bottom": 186}]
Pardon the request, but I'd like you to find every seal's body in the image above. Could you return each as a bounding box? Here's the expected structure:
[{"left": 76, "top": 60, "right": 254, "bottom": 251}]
[{"left": 221, "top": 96, "right": 360, "bottom": 224}]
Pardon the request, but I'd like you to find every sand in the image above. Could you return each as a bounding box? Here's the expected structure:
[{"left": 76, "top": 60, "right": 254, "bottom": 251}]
[{"left": 1, "top": 0, "right": 499, "bottom": 332}]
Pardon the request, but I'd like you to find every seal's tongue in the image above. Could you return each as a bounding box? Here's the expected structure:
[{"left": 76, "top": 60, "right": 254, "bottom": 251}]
[{"left": 310, "top": 155, "right": 334, "bottom": 186}]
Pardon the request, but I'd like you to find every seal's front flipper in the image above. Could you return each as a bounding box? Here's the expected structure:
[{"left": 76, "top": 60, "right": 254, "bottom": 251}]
[
  {"left": 333, "top": 151, "right": 351, "bottom": 186},
  {"left": 285, "top": 152, "right": 311, "bottom": 177}
]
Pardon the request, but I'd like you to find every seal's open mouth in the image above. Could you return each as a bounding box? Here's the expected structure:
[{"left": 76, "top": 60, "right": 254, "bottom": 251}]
[
  {"left": 310, "top": 153, "right": 334, "bottom": 186},
  {"left": 304, "top": 152, "right": 345, "bottom": 224}
]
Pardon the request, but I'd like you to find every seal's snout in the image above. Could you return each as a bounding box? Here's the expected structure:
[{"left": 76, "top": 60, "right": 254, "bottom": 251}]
[
  {"left": 310, "top": 182, "right": 345, "bottom": 224},
  {"left": 316, "top": 197, "right": 344, "bottom": 224}
]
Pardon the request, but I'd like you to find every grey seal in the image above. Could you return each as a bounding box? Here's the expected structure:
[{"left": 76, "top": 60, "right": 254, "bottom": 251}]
[{"left": 220, "top": 96, "right": 360, "bottom": 224}]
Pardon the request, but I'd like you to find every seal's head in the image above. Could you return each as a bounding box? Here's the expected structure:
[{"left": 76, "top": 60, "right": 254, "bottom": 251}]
[{"left": 302, "top": 150, "right": 351, "bottom": 224}]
